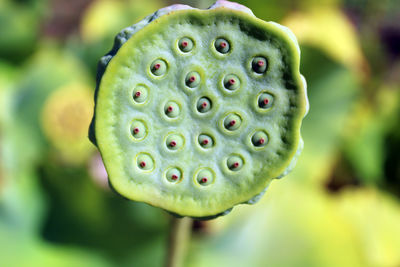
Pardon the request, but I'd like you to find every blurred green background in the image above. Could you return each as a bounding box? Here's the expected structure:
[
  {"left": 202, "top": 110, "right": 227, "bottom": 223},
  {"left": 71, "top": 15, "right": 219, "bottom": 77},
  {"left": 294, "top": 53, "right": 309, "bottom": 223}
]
[{"left": 0, "top": 0, "right": 399, "bottom": 266}]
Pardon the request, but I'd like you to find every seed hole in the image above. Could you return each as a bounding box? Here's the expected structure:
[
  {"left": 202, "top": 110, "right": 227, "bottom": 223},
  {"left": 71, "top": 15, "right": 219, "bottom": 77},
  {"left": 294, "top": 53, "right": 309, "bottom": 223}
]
[
  {"left": 166, "top": 133, "right": 184, "bottom": 151},
  {"left": 185, "top": 71, "right": 201, "bottom": 88},
  {"left": 258, "top": 93, "right": 274, "bottom": 109},
  {"left": 136, "top": 153, "right": 154, "bottom": 171},
  {"left": 251, "top": 131, "right": 268, "bottom": 147},
  {"left": 178, "top": 37, "right": 194, "bottom": 53},
  {"left": 132, "top": 85, "right": 148, "bottom": 103},
  {"left": 198, "top": 134, "right": 214, "bottom": 149},
  {"left": 197, "top": 97, "right": 212, "bottom": 113},
  {"left": 166, "top": 167, "right": 182, "bottom": 183},
  {"left": 227, "top": 155, "right": 244, "bottom": 171},
  {"left": 150, "top": 59, "right": 167, "bottom": 76},
  {"left": 223, "top": 74, "right": 240, "bottom": 91},
  {"left": 223, "top": 113, "right": 242, "bottom": 131},
  {"left": 196, "top": 169, "right": 214, "bottom": 186},
  {"left": 164, "top": 101, "right": 180, "bottom": 118},
  {"left": 252, "top": 56, "right": 267, "bottom": 74},
  {"left": 131, "top": 120, "right": 147, "bottom": 140},
  {"left": 214, "top": 38, "right": 230, "bottom": 54}
]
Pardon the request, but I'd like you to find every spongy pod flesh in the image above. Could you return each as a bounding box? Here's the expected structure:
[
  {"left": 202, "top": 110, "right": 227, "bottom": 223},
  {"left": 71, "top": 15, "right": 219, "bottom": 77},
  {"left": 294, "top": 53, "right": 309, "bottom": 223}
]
[{"left": 90, "top": 1, "right": 308, "bottom": 218}]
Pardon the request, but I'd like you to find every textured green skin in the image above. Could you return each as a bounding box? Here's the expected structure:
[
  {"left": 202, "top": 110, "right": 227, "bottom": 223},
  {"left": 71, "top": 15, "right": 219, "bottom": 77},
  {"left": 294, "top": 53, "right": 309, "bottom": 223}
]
[{"left": 90, "top": 5, "right": 307, "bottom": 217}]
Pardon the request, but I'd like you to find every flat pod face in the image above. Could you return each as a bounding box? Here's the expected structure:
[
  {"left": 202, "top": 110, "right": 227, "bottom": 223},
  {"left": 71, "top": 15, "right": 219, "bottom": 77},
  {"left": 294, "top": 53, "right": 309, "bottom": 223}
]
[{"left": 95, "top": 8, "right": 307, "bottom": 217}]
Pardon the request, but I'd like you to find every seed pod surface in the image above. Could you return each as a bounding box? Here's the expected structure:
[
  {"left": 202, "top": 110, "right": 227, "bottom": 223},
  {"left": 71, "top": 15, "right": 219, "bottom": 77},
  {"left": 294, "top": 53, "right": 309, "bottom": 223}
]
[{"left": 90, "top": 1, "right": 308, "bottom": 218}]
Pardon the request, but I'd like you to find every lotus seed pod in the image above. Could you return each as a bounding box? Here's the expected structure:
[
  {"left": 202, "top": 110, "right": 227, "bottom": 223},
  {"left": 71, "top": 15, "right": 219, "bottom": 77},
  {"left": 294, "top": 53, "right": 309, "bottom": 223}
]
[{"left": 90, "top": 0, "right": 308, "bottom": 218}]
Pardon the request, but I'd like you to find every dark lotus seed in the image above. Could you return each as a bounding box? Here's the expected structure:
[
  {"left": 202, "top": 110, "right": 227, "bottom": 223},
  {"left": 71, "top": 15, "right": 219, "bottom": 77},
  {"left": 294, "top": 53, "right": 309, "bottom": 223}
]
[
  {"left": 164, "top": 101, "right": 180, "bottom": 118},
  {"left": 223, "top": 74, "right": 240, "bottom": 91},
  {"left": 196, "top": 169, "right": 214, "bottom": 186},
  {"left": 132, "top": 85, "right": 148, "bottom": 103},
  {"left": 185, "top": 71, "right": 201, "bottom": 88},
  {"left": 251, "top": 131, "right": 268, "bottom": 147},
  {"left": 131, "top": 121, "right": 146, "bottom": 139},
  {"left": 227, "top": 155, "right": 244, "bottom": 171},
  {"left": 166, "top": 168, "right": 182, "bottom": 183},
  {"left": 137, "top": 154, "right": 154, "bottom": 170},
  {"left": 197, "top": 97, "right": 211, "bottom": 113},
  {"left": 198, "top": 134, "right": 214, "bottom": 148},
  {"left": 258, "top": 93, "right": 274, "bottom": 109},
  {"left": 223, "top": 113, "right": 242, "bottom": 131},
  {"left": 178, "top": 37, "right": 194, "bottom": 52},
  {"left": 215, "top": 38, "right": 230, "bottom": 54},
  {"left": 166, "top": 134, "right": 184, "bottom": 150},
  {"left": 252, "top": 56, "right": 267, "bottom": 74},
  {"left": 150, "top": 59, "right": 167, "bottom": 76}
]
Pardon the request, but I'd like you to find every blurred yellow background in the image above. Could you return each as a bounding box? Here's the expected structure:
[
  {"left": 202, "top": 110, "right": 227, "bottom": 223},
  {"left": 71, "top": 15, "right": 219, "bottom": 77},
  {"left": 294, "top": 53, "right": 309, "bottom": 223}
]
[{"left": 0, "top": 0, "right": 399, "bottom": 266}]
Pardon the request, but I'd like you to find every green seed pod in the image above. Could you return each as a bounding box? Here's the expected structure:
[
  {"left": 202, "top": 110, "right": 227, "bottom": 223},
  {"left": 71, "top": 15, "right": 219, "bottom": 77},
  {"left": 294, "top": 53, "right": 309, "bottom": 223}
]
[{"left": 90, "top": 0, "right": 308, "bottom": 218}]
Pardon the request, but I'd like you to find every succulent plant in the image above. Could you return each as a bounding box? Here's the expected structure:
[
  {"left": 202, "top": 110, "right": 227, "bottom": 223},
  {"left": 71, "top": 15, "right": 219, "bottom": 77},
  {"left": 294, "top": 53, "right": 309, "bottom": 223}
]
[{"left": 89, "top": 0, "right": 308, "bottom": 218}]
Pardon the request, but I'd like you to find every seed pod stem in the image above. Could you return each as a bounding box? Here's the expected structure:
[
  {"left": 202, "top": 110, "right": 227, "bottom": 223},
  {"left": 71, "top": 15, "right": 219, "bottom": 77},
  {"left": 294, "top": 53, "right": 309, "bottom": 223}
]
[{"left": 166, "top": 216, "right": 193, "bottom": 267}]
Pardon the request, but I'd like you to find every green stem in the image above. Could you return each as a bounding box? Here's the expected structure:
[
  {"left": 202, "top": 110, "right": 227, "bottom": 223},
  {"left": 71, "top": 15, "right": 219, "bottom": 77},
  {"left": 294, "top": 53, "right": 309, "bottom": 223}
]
[{"left": 165, "top": 216, "right": 193, "bottom": 267}]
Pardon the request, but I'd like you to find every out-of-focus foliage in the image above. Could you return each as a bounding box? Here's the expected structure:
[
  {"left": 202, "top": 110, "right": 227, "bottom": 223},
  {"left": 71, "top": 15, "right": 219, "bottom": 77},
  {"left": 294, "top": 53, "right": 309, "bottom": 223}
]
[
  {"left": 283, "top": 7, "right": 366, "bottom": 74},
  {"left": 10, "top": 45, "right": 92, "bottom": 165},
  {"left": 188, "top": 185, "right": 400, "bottom": 267},
  {"left": 68, "top": 0, "right": 163, "bottom": 74},
  {"left": 0, "top": 0, "right": 399, "bottom": 266},
  {"left": 41, "top": 82, "right": 94, "bottom": 164},
  {"left": 0, "top": 0, "right": 48, "bottom": 62}
]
